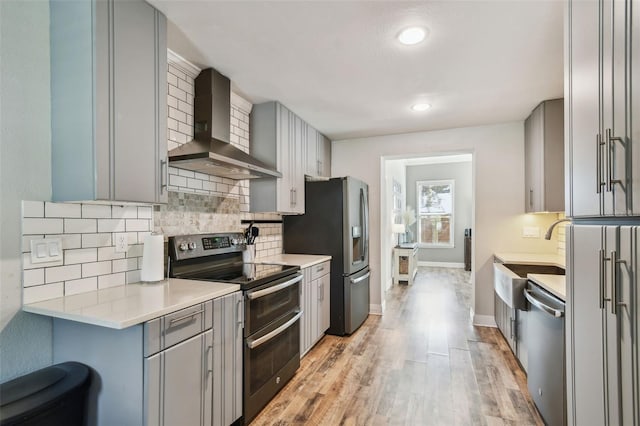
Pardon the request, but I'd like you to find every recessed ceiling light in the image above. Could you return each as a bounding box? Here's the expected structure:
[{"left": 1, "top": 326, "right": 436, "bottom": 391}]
[
  {"left": 398, "top": 27, "right": 426, "bottom": 45},
  {"left": 411, "top": 103, "right": 431, "bottom": 112}
]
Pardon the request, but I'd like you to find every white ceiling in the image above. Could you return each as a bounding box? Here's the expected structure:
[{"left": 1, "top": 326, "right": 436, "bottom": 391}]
[{"left": 149, "top": 0, "right": 564, "bottom": 141}]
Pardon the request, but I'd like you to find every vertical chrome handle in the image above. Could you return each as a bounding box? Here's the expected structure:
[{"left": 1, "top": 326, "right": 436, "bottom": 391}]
[
  {"left": 529, "top": 189, "right": 533, "bottom": 208},
  {"left": 205, "top": 344, "right": 213, "bottom": 376},
  {"left": 606, "top": 128, "right": 623, "bottom": 192},
  {"left": 317, "top": 160, "right": 322, "bottom": 176},
  {"left": 294, "top": 189, "right": 297, "bottom": 206},
  {"left": 596, "top": 133, "right": 604, "bottom": 194},
  {"left": 610, "top": 250, "right": 617, "bottom": 315},
  {"left": 160, "top": 159, "right": 168, "bottom": 194},
  {"left": 599, "top": 249, "right": 606, "bottom": 309},
  {"left": 290, "top": 188, "right": 294, "bottom": 207}
]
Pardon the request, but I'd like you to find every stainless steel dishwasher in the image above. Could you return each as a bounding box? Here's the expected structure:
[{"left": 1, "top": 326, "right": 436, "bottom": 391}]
[{"left": 524, "top": 281, "right": 566, "bottom": 426}]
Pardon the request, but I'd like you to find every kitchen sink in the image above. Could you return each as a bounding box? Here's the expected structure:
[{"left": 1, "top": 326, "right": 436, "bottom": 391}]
[{"left": 493, "top": 263, "right": 565, "bottom": 310}]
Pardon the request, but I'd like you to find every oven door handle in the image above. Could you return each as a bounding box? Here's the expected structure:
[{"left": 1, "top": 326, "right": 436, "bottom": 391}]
[
  {"left": 246, "top": 274, "right": 303, "bottom": 300},
  {"left": 524, "top": 289, "right": 564, "bottom": 318},
  {"left": 246, "top": 311, "right": 303, "bottom": 349}
]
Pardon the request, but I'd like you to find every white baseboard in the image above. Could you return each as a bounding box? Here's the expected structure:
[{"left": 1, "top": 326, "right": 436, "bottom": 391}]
[
  {"left": 472, "top": 314, "right": 497, "bottom": 327},
  {"left": 417, "top": 261, "right": 465, "bottom": 268},
  {"left": 370, "top": 303, "right": 384, "bottom": 316}
]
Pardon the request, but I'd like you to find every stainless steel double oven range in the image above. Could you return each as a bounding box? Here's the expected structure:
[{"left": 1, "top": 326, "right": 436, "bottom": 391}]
[{"left": 168, "top": 233, "right": 302, "bottom": 424}]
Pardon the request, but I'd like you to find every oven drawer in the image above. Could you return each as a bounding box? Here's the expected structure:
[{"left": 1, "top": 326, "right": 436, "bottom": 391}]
[
  {"left": 245, "top": 273, "right": 302, "bottom": 337},
  {"left": 311, "top": 261, "right": 330, "bottom": 281},
  {"left": 144, "top": 301, "right": 212, "bottom": 356}
]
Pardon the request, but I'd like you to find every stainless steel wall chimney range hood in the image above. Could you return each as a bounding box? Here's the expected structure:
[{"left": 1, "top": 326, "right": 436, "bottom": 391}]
[{"left": 168, "top": 68, "right": 281, "bottom": 179}]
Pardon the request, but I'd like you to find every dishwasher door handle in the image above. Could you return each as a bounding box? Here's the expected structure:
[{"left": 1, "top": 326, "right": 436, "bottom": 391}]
[{"left": 524, "top": 289, "right": 564, "bottom": 318}]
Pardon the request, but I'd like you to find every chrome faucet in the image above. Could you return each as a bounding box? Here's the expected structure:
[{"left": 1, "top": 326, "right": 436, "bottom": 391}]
[{"left": 544, "top": 218, "right": 571, "bottom": 240}]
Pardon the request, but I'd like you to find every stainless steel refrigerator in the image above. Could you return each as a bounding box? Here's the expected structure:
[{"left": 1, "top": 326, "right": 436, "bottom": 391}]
[{"left": 283, "top": 176, "right": 370, "bottom": 336}]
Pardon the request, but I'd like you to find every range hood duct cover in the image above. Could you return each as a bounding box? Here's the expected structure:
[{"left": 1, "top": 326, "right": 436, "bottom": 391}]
[{"left": 168, "top": 68, "right": 281, "bottom": 180}]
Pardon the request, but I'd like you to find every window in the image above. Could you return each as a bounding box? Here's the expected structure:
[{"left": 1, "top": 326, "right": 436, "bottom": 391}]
[{"left": 417, "top": 180, "right": 454, "bottom": 247}]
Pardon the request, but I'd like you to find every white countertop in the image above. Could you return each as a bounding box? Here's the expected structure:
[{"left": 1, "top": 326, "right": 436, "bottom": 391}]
[
  {"left": 23, "top": 279, "right": 240, "bottom": 329},
  {"left": 257, "top": 254, "right": 331, "bottom": 269},
  {"left": 494, "top": 252, "right": 566, "bottom": 269},
  {"left": 528, "top": 273, "right": 566, "bottom": 301}
]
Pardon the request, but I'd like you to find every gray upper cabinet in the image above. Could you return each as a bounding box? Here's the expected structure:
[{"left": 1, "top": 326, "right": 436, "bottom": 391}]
[
  {"left": 305, "top": 125, "right": 332, "bottom": 179},
  {"left": 250, "top": 102, "right": 305, "bottom": 214},
  {"left": 524, "top": 99, "right": 564, "bottom": 213},
  {"left": 50, "top": 0, "right": 168, "bottom": 204},
  {"left": 566, "top": 0, "right": 638, "bottom": 217}
]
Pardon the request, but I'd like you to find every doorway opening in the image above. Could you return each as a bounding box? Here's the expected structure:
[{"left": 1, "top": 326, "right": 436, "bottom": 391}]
[{"left": 380, "top": 153, "right": 474, "bottom": 312}]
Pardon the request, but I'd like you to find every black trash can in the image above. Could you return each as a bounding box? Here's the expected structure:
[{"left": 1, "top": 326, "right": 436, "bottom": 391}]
[{"left": 0, "top": 362, "right": 91, "bottom": 426}]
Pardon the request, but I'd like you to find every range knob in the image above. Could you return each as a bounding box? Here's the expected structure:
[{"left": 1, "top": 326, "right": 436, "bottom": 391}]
[
  {"left": 179, "top": 242, "right": 189, "bottom": 251},
  {"left": 231, "top": 238, "right": 240, "bottom": 245},
  {"left": 188, "top": 242, "right": 197, "bottom": 250}
]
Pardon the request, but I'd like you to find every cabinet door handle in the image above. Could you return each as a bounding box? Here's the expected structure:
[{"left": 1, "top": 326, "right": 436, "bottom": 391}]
[
  {"left": 596, "top": 133, "right": 604, "bottom": 194},
  {"left": 317, "top": 159, "right": 322, "bottom": 176},
  {"left": 599, "top": 249, "right": 606, "bottom": 309},
  {"left": 606, "top": 128, "right": 623, "bottom": 192},
  {"left": 610, "top": 250, "right": 617, "bottom": 315},
  {"left": 529, "top": 189, "right": 533, "bottom": 207},
  {"left": 160, "top": 159, "right": 168, "bottom": 194}
]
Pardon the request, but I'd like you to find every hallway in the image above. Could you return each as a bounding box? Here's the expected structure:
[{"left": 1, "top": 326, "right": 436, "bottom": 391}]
[{"left": 251, "top": 267, "right": 543, "bottom": 425}]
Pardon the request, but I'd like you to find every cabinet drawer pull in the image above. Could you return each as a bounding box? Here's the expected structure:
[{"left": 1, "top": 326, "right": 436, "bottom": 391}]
[{"left": 168, "top": 309, "right": 204, "bottom": 325}]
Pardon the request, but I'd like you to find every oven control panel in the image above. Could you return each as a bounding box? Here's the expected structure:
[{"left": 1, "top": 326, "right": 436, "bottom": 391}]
[{"left": 169, "top": 233, "right": 245, "bottom": 260}]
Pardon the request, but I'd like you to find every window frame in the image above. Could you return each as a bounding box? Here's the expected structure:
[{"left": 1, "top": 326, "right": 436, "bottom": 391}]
[{"left": 416, "top": 179, "right": 455, "bottom": 248}]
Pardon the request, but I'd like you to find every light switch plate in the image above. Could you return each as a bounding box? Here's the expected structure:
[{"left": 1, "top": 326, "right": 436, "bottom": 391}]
[
  {"left": 30, "top": 238, "right": 63, "bottom": 264},
  {"left": 522, "top": 227, "right": 540, "bottom": 238}
]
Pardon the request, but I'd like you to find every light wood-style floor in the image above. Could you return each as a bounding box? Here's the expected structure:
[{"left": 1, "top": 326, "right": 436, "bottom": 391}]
[{"left": 251, "top": 267, "right": 543, "bottom": 426}]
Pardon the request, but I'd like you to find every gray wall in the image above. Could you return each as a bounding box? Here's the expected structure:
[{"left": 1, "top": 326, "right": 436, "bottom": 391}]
[
  {"left": 406, "top": 161, "right": 472, "bottom": 264},
  {"left": 0, "top": 0, "right": 54, "bottom": 382}
]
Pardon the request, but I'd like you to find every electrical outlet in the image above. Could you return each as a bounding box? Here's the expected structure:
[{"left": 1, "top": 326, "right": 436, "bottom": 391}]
[
  {"left": 115, "top": 233, "right": 128, "bottom": 253},
  {"left": 522, "top": 227, "right": 540, "bottom": 238}
]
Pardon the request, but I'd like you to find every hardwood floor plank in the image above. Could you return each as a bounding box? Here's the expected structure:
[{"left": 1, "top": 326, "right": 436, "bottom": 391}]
[{"left": 250, "top": 267, "right": 544, "bottom": 426}]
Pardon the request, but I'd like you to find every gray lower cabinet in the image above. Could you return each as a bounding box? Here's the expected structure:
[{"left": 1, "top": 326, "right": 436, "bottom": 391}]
[
  {"left": 567, "top": 225, "right": 637, "bottom": 426},
  {"left": 211, "top": 292, "right": 243, "bottom": 426},
  {"left": 300, "top": 262, "right": 331, "bottom": 357},
  {"left": 146, "top": 330, "right": 213, "bottom": 426},
  {"left": 494, "top": 292, "right": 527, "bottom": 372},
  {"left": 52, "top": 292, "right": 242, "bottom": 426},
  {"left": 50, "top": 0, "right": 168, "bottom": 204}
]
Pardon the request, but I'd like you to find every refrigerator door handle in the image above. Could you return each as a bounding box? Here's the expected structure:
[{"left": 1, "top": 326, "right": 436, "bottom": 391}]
[
  {"left": 351, "top": 271, "right": 370, "bottom": 284},
  {"left": 361, "top": 187, "right": 369, "bottom": 262}
]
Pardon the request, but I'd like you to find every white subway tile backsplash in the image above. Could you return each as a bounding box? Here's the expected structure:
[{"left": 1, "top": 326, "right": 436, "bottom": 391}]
[
  {"left": 126, "top": 219, "right": 150, "bottom": 232},
  {"left": 82, "top": 204, "right": 112, "bottom": 219},
  {"left": 82, "top": 233, "right": 112, "bottom": 248},
  {"left": 112, "top": 206, "right": 138, "bottom": 219},
  {"left": 48, "top": 234, "right": 83, "bottom": 250},
  {"left": 170, "top": 174, "right": 187, "bottom": 187},
  {"left": 168, "top": 85, "right": 186, "bottom": 102},
  {"left": 65, "top": 218, "right": 97, "bottom": 234},
  {"left": 22, "top": 200, "right": 153, "bottom": 300},
  {"left": 23, "top": 218, "right": 64, "bottom": 235},
  {"left": 187, "top": 178, "right": 202, "bottom": 190},
  {"left": 178, "top": 169, "right": 195, "bottom": 178},
  {"left": 65, "top": 248, "right": 97, "bottom": 265},
  {"left": 138, "top": 206, "right": 152, "bottom": 219},
  {"left": 98, "top": 273, "right": 126, "bottom": 289},
  {"left": 127, "top": 244, "right": 144, "bottom": 258},
  {"left": 65, "top": 277, "right": 98, "bottom": 296},
  {"left": 113, "top": 258, "right": 138, "bottom": 273},
  {"left": 82, "top": 261, "right": 112, "bottom": 278},
  {"left": 45, "top": 202, "right": 81, "bottom": 218},
  {"left": 24, "top": 283, "right": 64, "bottom": 304},
  {"left": 167, "top": 72, "right": 178, "bottom": 86},
  {"left": 46, "top": 264, "right": 82, "bottom": 283},
  {"left": 23, "top": 269, "right": 45, "bottom": 287},
  {"left": 126, "top": 270, "right": 142, "bottom": 284},
  {"left": 98, "top": 246, "right": 126, "bottom": 261},
  {"left": 97, "top": 218, "right": 125, "bottom": 233},
  {"left": 22, "top": 201, "right": 44, "bottom": 218}
]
